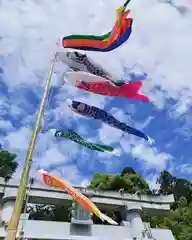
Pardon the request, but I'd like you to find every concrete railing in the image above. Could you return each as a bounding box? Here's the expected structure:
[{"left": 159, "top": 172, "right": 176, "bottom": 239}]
[{"left": 0, "top": 177, "right": 174, "bottom": 216}]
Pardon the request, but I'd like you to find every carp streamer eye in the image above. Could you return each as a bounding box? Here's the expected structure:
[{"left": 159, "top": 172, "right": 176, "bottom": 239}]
[{"left": 56, "top": 132, "right": 62, "bottom": 137}]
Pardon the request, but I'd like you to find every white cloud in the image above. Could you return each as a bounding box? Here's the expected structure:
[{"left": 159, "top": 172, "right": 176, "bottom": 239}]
[
  {"left": 4, "top": 127, "right": 32, "bottom": 151},
  {"left": 50, "top": 164, "right": 89, "bottom": 185},
  {"left": 120, "top": 136, "right": 173, "bottom": 171},
  {"left": 9, "top": 105, "right": 26, "bottom": 118},
  {"left": 1, "top": 0, "right": 192, "bottom": 184},
  {"left": 0, "top": 0, "right": 191, "bottom": 107},
  {"left": 0, "top": 119, "right": 15, "bottom": 131},
  {"left": 98, "top": 124, "right": 123, "bottom": 145},
  {"left": 131, "top": 144, "right": 173, "bottom": 170},
  {"left": 176, "top": 164, "right": 192, "bottom": 176},
  {"left": 1, "top": 0, "right": 192, "bottom": 115},
  {"left": 36, "top": 147, "right": 69, "bottom": 169},
  {"left": 0, "top": 97, "right": 9, "bottom": 116}
]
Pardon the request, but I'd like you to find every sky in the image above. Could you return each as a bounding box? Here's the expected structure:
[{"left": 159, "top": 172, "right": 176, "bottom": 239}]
[{"left": 0, "top": 0, "right": 192, "bottom": 190}]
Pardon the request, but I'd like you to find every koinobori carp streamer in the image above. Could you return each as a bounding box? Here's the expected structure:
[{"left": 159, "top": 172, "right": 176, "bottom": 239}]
[
  {"left": 65, "top": 99, "right": 153, "bottom": 144},
  {"left": 39, "top": 169, "right": 118, "bottom": 225}
]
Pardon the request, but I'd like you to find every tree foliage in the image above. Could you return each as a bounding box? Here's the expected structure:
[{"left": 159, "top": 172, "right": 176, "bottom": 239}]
[
  {"left": 89, "top": 167, "right": 151, "bottom": 194},
  {"left": 27, "top": 204, "right": 70, "bottom": 222},
  {"left": 0, "top": 149, "right": 18, "bottom": 181},
  {"left": 157, "top": 170, "right": 192, "bottom": 204}
]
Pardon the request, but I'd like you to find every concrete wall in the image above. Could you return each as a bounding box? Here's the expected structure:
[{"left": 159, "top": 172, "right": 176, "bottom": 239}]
[{"left": 0, "top": 220, "right": 176, "bottom": 240}]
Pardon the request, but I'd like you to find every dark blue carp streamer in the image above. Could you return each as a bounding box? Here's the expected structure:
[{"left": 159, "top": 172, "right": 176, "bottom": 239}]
[{"left": 66, "top": 99, "right": 153, "bottom": 144}]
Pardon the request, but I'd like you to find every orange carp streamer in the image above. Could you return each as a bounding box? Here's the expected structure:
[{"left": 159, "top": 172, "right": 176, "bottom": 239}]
[{"left": 39, "top": 169, "right": 118, "bottom": 225}]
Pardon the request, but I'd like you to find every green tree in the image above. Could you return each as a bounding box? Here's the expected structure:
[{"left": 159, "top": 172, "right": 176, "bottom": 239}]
[
  {"left": 0, "top": 150, "right": 18, "bottom": 181},
  {"left": 148, "top": 171, "right": 192, "bottom": 240},
  {"left": 27, "top": 204, "right": 70, "bottom": 222},
  {"left": 89, "top": 167, "right": 151, "bottom": 194},
  {"left": 157, "top": 171, "right": 192, "bottom": 204},
  {"left": 148, "top": 200, "right": 192, "bottom": 240},
  {"left": 120, "top": 167, "right": 136, "bottom": 176}
]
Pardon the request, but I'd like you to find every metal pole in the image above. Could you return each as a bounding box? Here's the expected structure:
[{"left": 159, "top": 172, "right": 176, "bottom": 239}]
[{"left": 5, "top": 44, "right": 58, "bottom": 240}]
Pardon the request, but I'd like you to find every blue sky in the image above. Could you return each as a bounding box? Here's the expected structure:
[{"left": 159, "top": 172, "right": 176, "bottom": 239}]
[{"left": 0, "top": 0, "right": 192, "bottom": 188}]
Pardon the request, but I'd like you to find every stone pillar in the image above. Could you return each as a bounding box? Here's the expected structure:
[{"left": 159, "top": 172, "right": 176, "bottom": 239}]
[
  {"left": 71, "top": 202, "right": 93, "bottom": 224},
  {"left": 70, "top": 202, "right": 93, "bottom": 237},
  {"left": 124, "top": 203, "right": 145, "bottom": 239},
  {"left": 1, "top": 199, "right": 15, "bottom": 222}
]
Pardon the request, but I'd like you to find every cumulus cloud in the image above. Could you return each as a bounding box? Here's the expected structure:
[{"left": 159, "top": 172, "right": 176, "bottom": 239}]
[
  {"left": 120, "top": 136, "right": 173, "bottom": 171},
  {"left": 131, "top": 144, "right": 172, "bottom": 170},
  {"left": 0, "top": 119, "right": 15, "bottom": 131},
  {"left": 49, "top": 164, "right": 90, "bottom": 186},
  {"left": 176, "top": 164, "right": 192, "bottom": 175},
  {"left": 5, "top": 127, "right": 32, "bottom": 151},
  {"left": 98, "top": 124, "right": 123, "bottom": 145}
]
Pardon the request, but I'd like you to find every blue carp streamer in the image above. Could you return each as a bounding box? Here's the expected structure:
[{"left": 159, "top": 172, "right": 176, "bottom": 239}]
[{"left": 66, "top": 99, "right": 153, "bottom": 144}]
